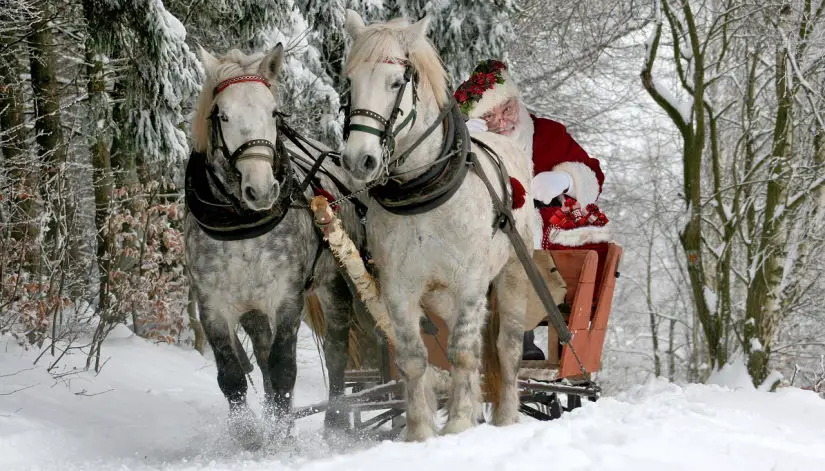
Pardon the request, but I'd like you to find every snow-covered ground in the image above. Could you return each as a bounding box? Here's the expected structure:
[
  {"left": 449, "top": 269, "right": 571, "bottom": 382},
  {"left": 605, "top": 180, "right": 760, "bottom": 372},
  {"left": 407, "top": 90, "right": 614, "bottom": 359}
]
[{"left": 2, "top": 325, "right": 825, "bottom": 471}]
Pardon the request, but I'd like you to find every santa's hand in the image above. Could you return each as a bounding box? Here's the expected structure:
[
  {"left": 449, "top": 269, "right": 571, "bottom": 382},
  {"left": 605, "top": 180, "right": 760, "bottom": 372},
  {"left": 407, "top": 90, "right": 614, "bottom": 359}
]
[
  {"left": 465, "top": 118, "right": 488, "bottom": 133},
  {"left": 532, "top": 171, "right": 573, "bottom": 203}
]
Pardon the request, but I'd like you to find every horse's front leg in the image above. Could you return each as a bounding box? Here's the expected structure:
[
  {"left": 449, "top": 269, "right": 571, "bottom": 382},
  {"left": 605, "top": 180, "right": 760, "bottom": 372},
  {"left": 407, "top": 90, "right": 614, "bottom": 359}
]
[
  {"left": 265, "top": 293, "right": 303, "bottom": 439},
  {"left": 199, "top": 304, "right": 261, "bottom": 450},
  {"left": 386, "top": 284, "right": 436, "bottom": 441},
  {"left": 491, "top": 254, "right": 529, "bottom": 426},
  {"left": 314, "top": 273, "right": 355, "bottom": 430},
  {"left": 238, "top": 310, "right": 274, "bottom": 400},
  {"left": 441, "top": 281, "right": 488, "bottom": 435}
]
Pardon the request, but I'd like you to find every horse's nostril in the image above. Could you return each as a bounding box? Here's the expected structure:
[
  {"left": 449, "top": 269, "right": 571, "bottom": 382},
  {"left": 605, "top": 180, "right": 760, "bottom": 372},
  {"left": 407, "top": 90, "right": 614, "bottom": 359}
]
[
  {"left": 244, "top": 186, "right": 257, "bottom": 202},
  {"left": 362, "top": 154, "right": 378, "bottom": 171}
]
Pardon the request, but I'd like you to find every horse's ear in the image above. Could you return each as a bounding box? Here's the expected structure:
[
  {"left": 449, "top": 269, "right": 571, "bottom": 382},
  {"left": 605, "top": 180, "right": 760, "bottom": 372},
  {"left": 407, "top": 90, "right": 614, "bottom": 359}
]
[
  {"left": 258, "top": 43, "right": 284, "bottom": 82},
  {"left": 404, "top": 15, "right": 431, "bottom": 47},
  {"left": 197, "top": 45, "right": 220, "bottom": 77},
  {"left": 345, "top": 9, "right": 366, "bottom": 39}
]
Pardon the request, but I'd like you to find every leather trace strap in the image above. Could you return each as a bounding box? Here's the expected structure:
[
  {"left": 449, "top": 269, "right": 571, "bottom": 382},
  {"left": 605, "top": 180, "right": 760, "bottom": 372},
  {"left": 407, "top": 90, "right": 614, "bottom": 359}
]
[{"left": 466, "top": 139, "right": 573, "bottom": 345}]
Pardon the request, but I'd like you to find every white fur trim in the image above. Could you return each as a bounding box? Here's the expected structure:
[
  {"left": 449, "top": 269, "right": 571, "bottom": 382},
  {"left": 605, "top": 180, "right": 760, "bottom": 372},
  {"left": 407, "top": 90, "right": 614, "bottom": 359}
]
[
  {"left": 466, "top": 79, "right": 519, "bottom": 118},
  {"left": 546, "top": 222, "right": 612, "bottom": 247},
  {"left": 552, "top": 161, "right": 601, "bottom": 206},
  {"left": 511, "top": 103, "right": 534, "bottom": 155},
  {"left": 533, "top": 208, "right": 544, "bottom": 249},
  {"left": 466, "top": 118, "right": 488, "bottom": 133}
]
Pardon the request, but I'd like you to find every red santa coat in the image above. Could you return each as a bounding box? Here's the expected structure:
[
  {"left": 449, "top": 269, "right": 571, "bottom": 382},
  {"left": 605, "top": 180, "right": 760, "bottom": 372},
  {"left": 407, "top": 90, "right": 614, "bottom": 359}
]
[
  {"left": 531, "top": 115, "right": 604, "bottom": 202},
  {"left": 528, "top": 115, "right": 610, "bottom": 251}
]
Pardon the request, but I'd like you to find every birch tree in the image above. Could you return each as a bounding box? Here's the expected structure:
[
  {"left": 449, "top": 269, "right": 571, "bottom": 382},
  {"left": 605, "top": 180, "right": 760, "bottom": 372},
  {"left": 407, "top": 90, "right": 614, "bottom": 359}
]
[{"left": 642, "top": 0, "right": 825, "bottom": 385}]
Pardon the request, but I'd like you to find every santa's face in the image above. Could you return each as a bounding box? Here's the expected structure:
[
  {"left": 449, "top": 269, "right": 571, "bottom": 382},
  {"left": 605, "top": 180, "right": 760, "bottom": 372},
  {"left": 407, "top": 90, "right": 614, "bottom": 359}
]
[{"left": 480, "top": 97, "right": 520, "bottom": 135}]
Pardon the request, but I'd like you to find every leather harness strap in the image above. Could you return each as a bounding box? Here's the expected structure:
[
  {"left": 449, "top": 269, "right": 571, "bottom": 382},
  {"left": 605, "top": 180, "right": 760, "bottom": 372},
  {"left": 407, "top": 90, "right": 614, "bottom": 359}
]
[{"left": 466, "top": 141, "right": 572, "bottom": 344}]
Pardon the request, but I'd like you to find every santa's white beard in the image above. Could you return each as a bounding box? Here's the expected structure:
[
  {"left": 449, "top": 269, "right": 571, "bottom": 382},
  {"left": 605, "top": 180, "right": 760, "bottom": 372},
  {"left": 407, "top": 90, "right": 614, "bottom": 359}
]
[{"left": 508, "top": 102, "right": 535, "bottom": 157}]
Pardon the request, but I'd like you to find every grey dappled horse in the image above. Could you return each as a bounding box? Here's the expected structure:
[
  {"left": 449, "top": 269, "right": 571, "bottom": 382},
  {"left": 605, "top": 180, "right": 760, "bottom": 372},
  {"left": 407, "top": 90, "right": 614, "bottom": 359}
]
[{"left": 185, "top": 44, "right": 363, "bottom": 448}]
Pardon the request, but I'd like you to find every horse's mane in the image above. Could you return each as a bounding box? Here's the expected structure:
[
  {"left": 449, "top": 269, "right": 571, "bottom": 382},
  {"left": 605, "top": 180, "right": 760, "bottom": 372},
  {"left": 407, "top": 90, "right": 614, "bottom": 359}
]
[
  {"left": 192, "top": 49, "right": 271, "bottom": 152},
  {"left": 344, "top": 18, "right": 448, "bottom": 110}
]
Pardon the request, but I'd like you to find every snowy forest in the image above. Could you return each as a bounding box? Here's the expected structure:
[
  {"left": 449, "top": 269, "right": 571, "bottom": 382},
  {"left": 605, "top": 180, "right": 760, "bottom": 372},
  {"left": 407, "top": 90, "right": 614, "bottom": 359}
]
[{"left": 1, "top": 0, "right": 824, "bottom": 401}]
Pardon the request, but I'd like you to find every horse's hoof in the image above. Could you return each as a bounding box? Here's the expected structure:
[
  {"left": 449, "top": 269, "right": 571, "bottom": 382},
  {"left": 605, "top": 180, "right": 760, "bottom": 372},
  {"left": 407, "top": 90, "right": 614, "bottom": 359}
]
[
  {"left": 263, "top": 414, "right": 295, "bottom": 443},
  {"left": 492, "top": 412, "right": 519, "bottom": 427},
  {"left": 324, "top": 409, "right": 351, "bottom": 431},
  {"left": 404, "top": 424, "right": 436, "bottom": 442},
  {"left": 440, "top": 418, "right": 475, "bottom": 436},
  {"left": 227, "top": 409, "right": 263, "bottom": 451}
]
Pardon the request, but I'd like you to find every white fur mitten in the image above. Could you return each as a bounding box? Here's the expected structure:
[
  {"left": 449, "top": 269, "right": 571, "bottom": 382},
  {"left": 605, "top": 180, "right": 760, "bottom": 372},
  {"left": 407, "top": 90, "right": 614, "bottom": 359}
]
[{"left": 532, "top": 170, "right": 574, "bottom": 204}]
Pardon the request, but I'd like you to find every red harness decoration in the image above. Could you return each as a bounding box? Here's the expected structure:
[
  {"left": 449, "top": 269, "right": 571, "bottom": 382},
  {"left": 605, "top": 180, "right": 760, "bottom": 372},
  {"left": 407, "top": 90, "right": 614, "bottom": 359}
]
[
  {"left": 378, "top": 57, "right": 410, "bottom": 66},
  {"left": 213, "top": 74, "right": 271, "bottom": 95}
]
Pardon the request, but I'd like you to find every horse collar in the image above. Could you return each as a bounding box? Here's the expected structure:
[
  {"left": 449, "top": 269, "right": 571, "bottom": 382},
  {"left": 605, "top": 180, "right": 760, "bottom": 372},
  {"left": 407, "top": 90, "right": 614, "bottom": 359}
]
[
  {"left": 368, "top": 103, "right": 471, "bottom": 215},
  {"left": 184, "top": 137, "right": 297, "bottom": 241}
]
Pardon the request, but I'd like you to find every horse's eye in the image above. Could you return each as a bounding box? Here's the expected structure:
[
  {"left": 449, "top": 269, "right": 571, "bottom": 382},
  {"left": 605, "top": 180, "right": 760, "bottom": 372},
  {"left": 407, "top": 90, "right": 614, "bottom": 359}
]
[
  {"left": 219, "top": 112, "right": 229, "bottom": 122},
  {"left": 390, "top": 80, "right": 404, "bottom": 89}
]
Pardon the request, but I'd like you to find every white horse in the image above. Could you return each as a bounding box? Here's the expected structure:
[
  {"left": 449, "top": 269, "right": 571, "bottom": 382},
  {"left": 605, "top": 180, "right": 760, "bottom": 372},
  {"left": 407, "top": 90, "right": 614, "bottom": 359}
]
[{"left": 339, "top": 10, "right": 535, "bottom": 440}]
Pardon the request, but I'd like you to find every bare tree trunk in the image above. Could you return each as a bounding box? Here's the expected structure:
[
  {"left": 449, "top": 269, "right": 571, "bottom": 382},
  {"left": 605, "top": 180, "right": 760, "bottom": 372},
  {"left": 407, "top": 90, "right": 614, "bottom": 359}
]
[
  {"left": 28, "top": 5, "right": 66, "bottom": 258},
  {"left": 645, "top": 230, "right": 662, "bottom": 377},
  {"left": 26, "top": 4, "right": 73, "bottom": 343},
  {"left": 743, "top": 44, "right": 793, "bottom": 387},
  {"left": 667, "top": 318, "right": 676, "bottom": 381},
  {"left": 82, "top": 2, "right": 114, "bottom": 323},
  {"left": 1, "top": 21, "right": 38, "bottom": 269},
  {"left": 641, "top": 1, "right": 724, "bottom": 369},
  {"left": 109, "top": 73, "right": 139, "bottom": 189}
]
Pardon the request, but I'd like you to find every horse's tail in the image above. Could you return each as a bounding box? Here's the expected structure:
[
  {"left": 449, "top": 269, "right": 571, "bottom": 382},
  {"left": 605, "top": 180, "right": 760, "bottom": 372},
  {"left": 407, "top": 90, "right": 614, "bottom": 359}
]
[
  {"left": 303, "top": 293, "right": 362, "bottom": 369},
  {"left": 481, "top": 286, "right": 503, "bottom": 410},
  {"left": 304, "top": 293, "right": 326, "bottom": 337}
]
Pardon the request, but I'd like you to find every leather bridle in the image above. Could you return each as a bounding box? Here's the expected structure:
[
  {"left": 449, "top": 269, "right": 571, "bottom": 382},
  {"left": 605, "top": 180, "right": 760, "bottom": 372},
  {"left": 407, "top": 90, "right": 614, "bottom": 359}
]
[
  {"left": 207, "top": 74, "right": 280, "bottom": 170},
  {"left": 341, "top": 57, "right": 419, "bottom": 174}
]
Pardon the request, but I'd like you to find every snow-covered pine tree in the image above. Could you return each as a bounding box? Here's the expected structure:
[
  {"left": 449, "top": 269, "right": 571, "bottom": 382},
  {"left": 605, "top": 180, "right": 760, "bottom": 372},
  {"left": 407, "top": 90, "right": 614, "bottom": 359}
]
[
  {"left": 295, "top": 0, "right": 384, "bottom": 93},
  {"left": 166, "top": 0, "right": 289, "bottom": 52},
  {"left": 305, "top": 1, "right": 516, "bottom": 88},
  {"left": 388, "top": 0, "right": 517, "bottom": 85},
  {"left": 118, "top": 1, "right": 200, "bottom": 180},
  {"left": 260, "top": 3, "right": 345, "bottom": 147}
]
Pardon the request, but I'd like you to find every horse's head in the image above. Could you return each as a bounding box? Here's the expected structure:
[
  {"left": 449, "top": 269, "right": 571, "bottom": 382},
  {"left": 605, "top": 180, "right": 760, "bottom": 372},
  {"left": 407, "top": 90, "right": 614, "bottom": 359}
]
[
  {"left": 194, "top": 44, "right": 285, "bottom": 212},
  {"left": 340, "top": 10, "right": 446, "bottom": 183}
]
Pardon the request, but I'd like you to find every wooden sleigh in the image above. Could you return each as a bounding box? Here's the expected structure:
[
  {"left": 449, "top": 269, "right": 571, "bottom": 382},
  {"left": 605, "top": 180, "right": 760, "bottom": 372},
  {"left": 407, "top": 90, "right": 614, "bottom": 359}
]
[{"left": 293, "top": 197, "right": 622, "bottom": 435}]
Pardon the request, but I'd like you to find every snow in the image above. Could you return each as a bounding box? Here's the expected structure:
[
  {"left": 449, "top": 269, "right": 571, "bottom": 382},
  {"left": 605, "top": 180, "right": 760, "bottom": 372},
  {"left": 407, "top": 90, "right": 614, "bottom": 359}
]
[
  {"left": 707, "top": 355, "right": 760, "bottom": 391},
  {"left": 3, "top": 328, "right": 825, "bottom": 471},
  {"left": 751, "top": 337, "right": 764, "bottom": 352},
  {"left": 703, "top": 285, "right": 717, "bottom": 311}
]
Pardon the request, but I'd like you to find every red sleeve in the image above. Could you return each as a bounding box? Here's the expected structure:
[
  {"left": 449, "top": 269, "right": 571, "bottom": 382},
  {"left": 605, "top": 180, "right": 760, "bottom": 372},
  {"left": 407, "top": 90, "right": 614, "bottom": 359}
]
[{"left": 530, "top": 115, "right": 604, "bottom": 191}]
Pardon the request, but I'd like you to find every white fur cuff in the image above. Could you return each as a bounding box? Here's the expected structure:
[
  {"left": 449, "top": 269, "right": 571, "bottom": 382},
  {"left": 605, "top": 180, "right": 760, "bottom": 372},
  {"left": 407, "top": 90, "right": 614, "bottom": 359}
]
[{"left": 552, "top": 161, "right": 601, "bottom": 206}]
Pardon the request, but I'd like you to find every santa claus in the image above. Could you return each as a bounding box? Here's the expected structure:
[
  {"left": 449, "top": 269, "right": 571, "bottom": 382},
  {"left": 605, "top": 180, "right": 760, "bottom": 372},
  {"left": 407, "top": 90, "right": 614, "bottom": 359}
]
[{"left": 454, "top": 59, "right": 611, "bottom": 360}]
